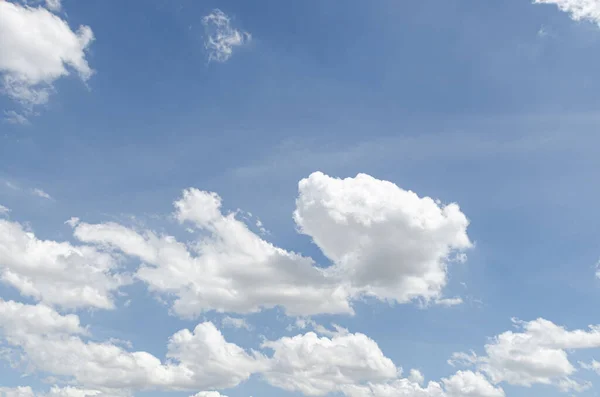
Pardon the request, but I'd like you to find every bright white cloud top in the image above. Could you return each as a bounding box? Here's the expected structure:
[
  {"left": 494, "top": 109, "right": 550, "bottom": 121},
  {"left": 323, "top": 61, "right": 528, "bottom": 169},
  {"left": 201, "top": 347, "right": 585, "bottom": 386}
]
[
  {"left": 0, "top": 0, "right": 93, "bottom": 120},
  {"left": 535, "top": 0, "right": 600, "bottom": 24}
]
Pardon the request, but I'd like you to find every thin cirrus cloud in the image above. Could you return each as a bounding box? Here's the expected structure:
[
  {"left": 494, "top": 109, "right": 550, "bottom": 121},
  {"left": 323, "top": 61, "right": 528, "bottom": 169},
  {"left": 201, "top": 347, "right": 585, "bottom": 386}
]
[
  {"left": 534, "top": 0, "right": 600, "bottom": 24},
  {"left": 0, "top": 0, "right": 94, "bottom": 122},
  {"left": 202, "top": 9, "right": 251, "bottom": 63}
]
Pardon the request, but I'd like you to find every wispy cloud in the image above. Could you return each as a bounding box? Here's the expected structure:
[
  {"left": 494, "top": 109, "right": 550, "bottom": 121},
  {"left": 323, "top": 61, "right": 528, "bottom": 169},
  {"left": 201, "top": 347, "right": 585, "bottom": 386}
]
[
  {"left": 202, "top": 9, "right": 251, "bottom": 63},
  {"left": 31, "top": 188, "right": 52, "bottom": 200},
  {"left": 3, "top": 110, "right": 29, "bottom": 125},
  {"left": 0, "top": 204, "right": 9, "bottom": 215},
  {"left": 221, "top": 316, "right": 252, "bottom": 331}
]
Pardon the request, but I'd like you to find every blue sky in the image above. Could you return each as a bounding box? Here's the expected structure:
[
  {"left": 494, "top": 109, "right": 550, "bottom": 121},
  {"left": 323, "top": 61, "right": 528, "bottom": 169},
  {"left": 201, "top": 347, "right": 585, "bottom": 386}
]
[{"left": 2, "top": 0, "right": 600, "bottom": 396}]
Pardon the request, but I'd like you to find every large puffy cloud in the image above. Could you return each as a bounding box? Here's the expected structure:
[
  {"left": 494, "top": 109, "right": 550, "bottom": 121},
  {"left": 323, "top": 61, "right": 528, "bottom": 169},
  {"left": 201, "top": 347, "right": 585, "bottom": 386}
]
[
  {"left": 72, "top": 189, "right": 353, "bottom": 318},
  {"left": 451, "top": 318, "right": 598, "bottom": 392},
  {"left": 72, "top": 172, "right": 469, "bottom": 318},
  {"left": 534, "top": 0, "right": 600, "bottom": 24},
  {"left": 261, "top": 331, "right": 398, "bottom": 395},
  {"left": 0, "top": 299, "right": 265, "bottom": 393},
  {"left": 295, "top": 172, "right": 471, "bottom": 304},
  {"left": 0, "top": 1, "right": 93, "bottom": 117},
  {"left": 0, "top": 219, "right": 129, "bottom": 310}
]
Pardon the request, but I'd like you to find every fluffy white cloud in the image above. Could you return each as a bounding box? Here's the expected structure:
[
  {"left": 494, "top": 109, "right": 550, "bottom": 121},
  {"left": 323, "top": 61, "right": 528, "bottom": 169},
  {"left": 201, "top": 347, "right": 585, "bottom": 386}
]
[
  {"left": 0, "top": 1, "right": 93, "bottom": 116},
  {"left": 0, "top": 299, "right": 266, "bottom": 393},
  {"left": 261, "top": 331, "right": 399, "bottom": 396},
  {"left": 451, "top": 318, "right": 598, "bottom": 392},
  {"left": 341, "top": 370, "right": 502, "bottom": 397},
  {"left": 534, "top": 0, "right": 600, "bottom": 24},
  {"left": 442, "top": 371, "right": 505, "bottom": 397},
  {"left": 295, "top": 172, "right": 472, "bottom": 305},
  {"left": 71, "top": 172, "right": 469, "bottom": 318},
  {"left": 202, "top": 9, "right": 250, "bottom": 62},
  {"left": 73, "top": 188, "right": 353, "bottom": 318},
  {"left": 0, "top": 219, "right": 129, "bottom": 310}
]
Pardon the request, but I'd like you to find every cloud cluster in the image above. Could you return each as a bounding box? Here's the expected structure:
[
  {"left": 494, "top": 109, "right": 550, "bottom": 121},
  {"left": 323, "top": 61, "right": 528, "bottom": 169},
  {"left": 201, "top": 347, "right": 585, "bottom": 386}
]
[
  {"left": 4, "top": 171, "right": 593, "bottom": 396},
  {"left": 0, "top": 1, "right": 93, "bottom": 120},
  {"left": 70, "top": 172, "right": 469, "bottom": 318},
  {"left": 451, "top": 317, "right": 600, "bottom": 392}
]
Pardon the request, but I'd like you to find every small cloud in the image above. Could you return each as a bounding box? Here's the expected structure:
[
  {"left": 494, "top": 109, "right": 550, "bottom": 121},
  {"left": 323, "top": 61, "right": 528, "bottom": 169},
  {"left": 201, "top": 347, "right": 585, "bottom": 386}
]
[
  {"left": 5, "top": 181, "right": 20, "bottom": 190},
  {"left": 45, "top": 0, "right": 62, "bottom": 12},
  {"left": 202, "top": 9, "right": 251, "bottom": 63},
  {"left": 434, "top": 297, "right": 463, "bottom": 307},
  {"left": 65, "top": 217, "right": 80, "bottom": 227},
  {"left": 31, "top": 188, "right": 52, "bottom": 199},
  {"left": 0, "top": 204, "right": 10, "bottom": 215},
  {"left": 221, "top": 316, "right": 252, "bottom": 331},
  {"left": 3, "top": 110, "right": 29, "bottom": 125}
]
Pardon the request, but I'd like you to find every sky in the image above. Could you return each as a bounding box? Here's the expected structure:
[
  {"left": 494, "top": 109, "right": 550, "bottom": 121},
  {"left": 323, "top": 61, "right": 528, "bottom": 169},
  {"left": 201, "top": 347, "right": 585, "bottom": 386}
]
[{"left": 2, "top": 0, "right": 600, "bottom": 396}]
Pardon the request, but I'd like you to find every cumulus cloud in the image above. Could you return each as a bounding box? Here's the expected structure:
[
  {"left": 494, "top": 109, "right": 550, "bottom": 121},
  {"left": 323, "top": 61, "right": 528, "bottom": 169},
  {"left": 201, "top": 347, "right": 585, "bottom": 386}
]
[
  {"left": 451, "top": 318, "right": 598, "bottom": 392},
  {"left": 202, "top": 9, "right": 250, "bottom": 62},
  {"left": 73, "top": 188, "right": 353, "bottom": 318},
  {"left": 0, "top": 219, "right": 130, "bottom": 310},
  {"left": 442, "top": 371, "right": 505, "bottom": 397},
  {"left": 45, "top": 0, "right": 62, "bottom": 12},
  {"left": 190, "top": 392, "right": 228, "bottom": 397},
  {"left": 261, "top": 331, "right": 399, "bottom": 395},
  {"left": 0, "top": 1, "right": 94, "bottom": 118},
  {"left": 0, "top": 299, "right": 266, "bottom": 393},
  {"left": 534, "top": 0, "right": 600, "bottom": 24},
  {"left": 71, "top": 172, "right": 469, "bottom": 318},
  {"left": 295, "top": 172, "right": 472, "bottom": 305}
]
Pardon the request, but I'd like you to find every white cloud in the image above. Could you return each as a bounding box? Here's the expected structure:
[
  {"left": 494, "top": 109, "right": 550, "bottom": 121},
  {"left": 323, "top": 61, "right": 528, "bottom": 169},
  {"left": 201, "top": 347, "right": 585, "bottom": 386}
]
[
  {"left": 71, "top": 172, "right": 470, "bottom": 318},
  {"left": 202, "top": 9, "right": 250, "bottom": 62},
  {"left": 0, "top": 1, "right": 93, "bottom": 114},
  {"left": 73, "top": 188, "right": 353, "bottom": 318},
  {"left": 0, "top": 299, "right": 266, "bottom": 393},
  {"left": 0, "top": 386, "right": 101, "bottom": 397},
  {"left": 295, "top": 172, "right": 472, "bottom": 305},
  {"left": 0, "top": 219, "right": 129, "bottom": 310},
  {"left": 3, "top": 110, "right": 29, "bottom": 125},
  {"left": 534, "top": 0, "right": 600, "bottom": 24},
  {"left": 31, "top": 188, "right": 52, "bottom": 199},
  {"left": 442, "top": 371, "right": 505, "bottom": 397},
  {"left": 341, "top": 370, "right": 502, "bottom": 397},
  {"left": 191, "top": 393, "right": 228, "bottom": 397},
  {"left": 451, "top": 318, "right": 598, "bottom": 392},
  {"left": 261, "top": 331, "right": 399, "bottom": 396},
  {"left": 0, "top": 204, "right": 9, "bottom": 215},
  {"left": 45, "top": 0, "right": 62, "bottom": 12},
  {"left": 222, "top": 316, "right": 252, "bottom": 330}
]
